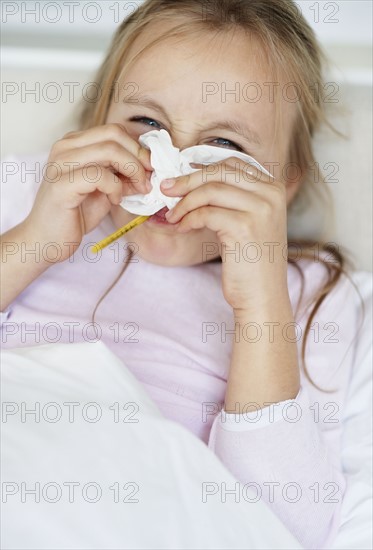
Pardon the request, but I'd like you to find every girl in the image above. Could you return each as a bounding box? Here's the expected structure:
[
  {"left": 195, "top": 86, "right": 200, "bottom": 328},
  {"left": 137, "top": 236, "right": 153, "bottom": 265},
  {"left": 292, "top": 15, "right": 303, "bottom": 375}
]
[{"left": 1, "top": 1, "right": 370, "bottom": 548}]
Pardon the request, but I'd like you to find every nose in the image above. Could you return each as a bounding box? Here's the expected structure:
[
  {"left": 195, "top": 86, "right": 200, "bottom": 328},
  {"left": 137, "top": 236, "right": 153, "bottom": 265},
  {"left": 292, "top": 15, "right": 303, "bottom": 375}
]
[{"left": 166, "top": 128, "right": 200, "bottom": 152}]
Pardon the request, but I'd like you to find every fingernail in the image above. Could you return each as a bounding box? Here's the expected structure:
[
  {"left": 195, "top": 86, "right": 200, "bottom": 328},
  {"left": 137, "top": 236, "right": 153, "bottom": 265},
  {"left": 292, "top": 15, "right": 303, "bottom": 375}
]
[{"left": 161, "top": 178, "right": 175, "bottom": 189}]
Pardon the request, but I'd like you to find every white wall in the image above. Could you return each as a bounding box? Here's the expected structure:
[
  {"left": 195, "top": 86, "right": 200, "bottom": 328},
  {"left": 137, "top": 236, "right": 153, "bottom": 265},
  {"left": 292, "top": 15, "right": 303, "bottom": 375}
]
[
  {"left": 2, "top": 1, "right": 371, "bottom": 44},
  {"left": 1, "top": 1, "right": 372, "bottom": 77}
]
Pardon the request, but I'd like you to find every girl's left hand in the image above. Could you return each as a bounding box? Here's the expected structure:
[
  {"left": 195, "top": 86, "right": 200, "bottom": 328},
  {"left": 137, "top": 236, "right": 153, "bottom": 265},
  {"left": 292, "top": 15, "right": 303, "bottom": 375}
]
[{"left": 161, "top": 158, "right": 290, "bottom": 313}]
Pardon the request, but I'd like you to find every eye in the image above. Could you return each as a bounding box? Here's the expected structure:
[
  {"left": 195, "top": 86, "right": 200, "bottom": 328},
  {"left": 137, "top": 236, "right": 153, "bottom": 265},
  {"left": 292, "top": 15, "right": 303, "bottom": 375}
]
[
  {"left": 129, "top": 117, "right": 247, "bottom": 153},
  {"left": 129, "top": 116, "right": 162, "bottom": 128},
  {"left": 211, "top": 138, "right": 244, "bottom": 152}
]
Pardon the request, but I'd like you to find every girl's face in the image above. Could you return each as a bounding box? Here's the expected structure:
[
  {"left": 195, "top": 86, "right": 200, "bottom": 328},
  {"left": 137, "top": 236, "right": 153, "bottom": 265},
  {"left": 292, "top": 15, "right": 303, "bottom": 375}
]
[{"left": 106, "top": 24, "right": 300, "bottom": 266}]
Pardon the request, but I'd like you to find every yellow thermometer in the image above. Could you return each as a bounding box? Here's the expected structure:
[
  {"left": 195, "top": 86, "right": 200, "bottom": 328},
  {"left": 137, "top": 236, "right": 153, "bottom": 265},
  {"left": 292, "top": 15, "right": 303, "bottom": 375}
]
[{"left": 91, "top": 215, "right": 150, "bottom": 253}]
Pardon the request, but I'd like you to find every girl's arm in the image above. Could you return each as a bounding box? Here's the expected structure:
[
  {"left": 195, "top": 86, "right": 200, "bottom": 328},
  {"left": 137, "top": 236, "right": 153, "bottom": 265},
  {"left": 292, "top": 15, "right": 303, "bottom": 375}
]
[
  {"left": 0, "top": 124, "right": 152, "bottom": 312},
  {"left": 0, "top": 221, "right": 52, "bottom": 311},
  {"left": 224, "top": 288, "right": 300, "bottom": 411},
  {"left": 159, "top": 150, "right": 361, "bottom": 548},
  {"left": 208, "top": 270, "right": 365, "bottom": 550}
]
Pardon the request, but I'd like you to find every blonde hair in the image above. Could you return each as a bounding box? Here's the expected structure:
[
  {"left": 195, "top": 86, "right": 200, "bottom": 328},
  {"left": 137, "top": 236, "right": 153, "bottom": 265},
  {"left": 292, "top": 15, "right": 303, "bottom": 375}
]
[{"left": 80, "top": 0, "right": 364, "bottom": 393}]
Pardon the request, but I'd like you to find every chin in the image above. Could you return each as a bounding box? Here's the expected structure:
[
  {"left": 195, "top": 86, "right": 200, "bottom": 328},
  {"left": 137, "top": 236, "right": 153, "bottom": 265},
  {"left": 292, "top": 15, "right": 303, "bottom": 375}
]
[{"left": 123, "top": 221, "right": 220, "bottom": 267}]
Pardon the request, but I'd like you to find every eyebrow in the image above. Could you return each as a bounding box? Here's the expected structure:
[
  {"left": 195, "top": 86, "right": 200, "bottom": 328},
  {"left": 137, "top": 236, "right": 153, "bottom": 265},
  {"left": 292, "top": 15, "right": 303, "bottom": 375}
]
[{"left": 123, "top": 95, "right": 262, "bottom": 146}]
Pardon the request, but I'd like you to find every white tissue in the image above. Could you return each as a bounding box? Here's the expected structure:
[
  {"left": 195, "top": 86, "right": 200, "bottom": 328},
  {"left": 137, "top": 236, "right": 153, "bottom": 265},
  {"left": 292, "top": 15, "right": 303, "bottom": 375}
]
[{"left": 120, "top": 129, "right": 273, "bottom": 216}]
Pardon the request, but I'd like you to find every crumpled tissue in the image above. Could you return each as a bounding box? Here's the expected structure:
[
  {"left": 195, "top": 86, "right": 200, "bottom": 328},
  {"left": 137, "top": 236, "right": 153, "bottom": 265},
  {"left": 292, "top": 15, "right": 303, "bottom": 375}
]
[{"left": 120, "top": 129, "right": 273, "bottom": 215}]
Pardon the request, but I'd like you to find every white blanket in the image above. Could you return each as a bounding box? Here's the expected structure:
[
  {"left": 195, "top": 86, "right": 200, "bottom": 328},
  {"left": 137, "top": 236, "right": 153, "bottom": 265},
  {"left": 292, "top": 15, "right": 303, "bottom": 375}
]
[
  {"left": 1, "top": 326, "right": 372, "bottom": 549},
  {"left": 1, "top": 341, "right": 302, "bottom": 550}
]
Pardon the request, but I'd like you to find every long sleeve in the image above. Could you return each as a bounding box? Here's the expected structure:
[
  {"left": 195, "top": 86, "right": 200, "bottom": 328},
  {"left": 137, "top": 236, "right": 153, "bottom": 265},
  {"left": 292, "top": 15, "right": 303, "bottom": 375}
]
[
  {"left": 1, "top": 152, "right": 48, "bottom": 234},
  {"left": 330, "top": 271, "right": 373, "bottom": 549},
  {"left": 1, "top": 151, "right": 49, "bottom": 316},
  {"left": 208, "top": 385, "right": 346, "bottom": 549},
  {"left": 208, "top": 265, "right": 369, "bottom": 549}
]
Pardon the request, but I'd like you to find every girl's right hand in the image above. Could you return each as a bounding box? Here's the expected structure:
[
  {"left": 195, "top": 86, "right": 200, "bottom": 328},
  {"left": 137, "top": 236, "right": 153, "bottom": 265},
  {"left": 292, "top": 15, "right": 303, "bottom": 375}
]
[{"left": 23, "top": 123, "right": 153, "bottom": 262}]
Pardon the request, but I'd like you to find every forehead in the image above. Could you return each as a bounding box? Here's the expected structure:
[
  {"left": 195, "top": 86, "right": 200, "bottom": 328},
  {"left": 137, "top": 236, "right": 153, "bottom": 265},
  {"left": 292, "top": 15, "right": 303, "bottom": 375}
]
[
  {"left": 119, "top": 22, "right": 274, "bottom": 97},
  {"left": 116, "top": 21, "right": 297, "bottom": 159}
]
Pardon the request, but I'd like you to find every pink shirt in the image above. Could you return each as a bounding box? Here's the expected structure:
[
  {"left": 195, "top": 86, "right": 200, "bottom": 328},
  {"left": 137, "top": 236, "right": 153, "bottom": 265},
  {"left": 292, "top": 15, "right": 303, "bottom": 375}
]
[{"left": 1, "top": 151, "right": 371, "bottom": 549}]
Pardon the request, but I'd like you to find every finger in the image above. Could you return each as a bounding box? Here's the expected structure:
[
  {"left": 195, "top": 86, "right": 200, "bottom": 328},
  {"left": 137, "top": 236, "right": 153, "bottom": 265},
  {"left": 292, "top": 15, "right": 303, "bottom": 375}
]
[
  {"left": 213, "top": 157, "right": 275, "bottom": 183},
  {"left": 52, "top": 167, "right": 124, "bottom": 209},
  {"left": 57, "top": 123, "right": 153, "bottom": 171},
  {"left": 80, "top": 191, "right": 113, "bottom": 232},
  {"left": 175, "top": 205, "right": 248, "bottom": 235},
  {"left": 161, "top": 165, "right": 278, "bottom": 205},
  {"left": 161, "top": 161, "right": 276, "bottom": 197},
  {"left": 55, "top": 141, "right": 151, "bottom": 195},
  {"left": 188, "top": 157, "right": 274, "bottom": 184},
  {"left": 166, "top": 182, "right": 266, "bottom": 224}
]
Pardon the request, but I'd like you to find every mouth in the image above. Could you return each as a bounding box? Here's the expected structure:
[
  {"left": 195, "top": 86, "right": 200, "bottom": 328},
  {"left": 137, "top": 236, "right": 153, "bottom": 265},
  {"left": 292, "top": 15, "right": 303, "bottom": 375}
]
[{"left": 146, "top": 207, "right": 179, "bottom": 226}]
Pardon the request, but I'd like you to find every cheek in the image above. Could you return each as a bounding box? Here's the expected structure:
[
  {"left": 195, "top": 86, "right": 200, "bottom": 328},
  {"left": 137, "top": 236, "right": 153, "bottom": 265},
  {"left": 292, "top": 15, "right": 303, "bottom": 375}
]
[
  {"left": 105, "top": 107, "right": 143, "bottom": 142},
  {"left": 282, "top": 162, "right": 302, "bottom": 205},
  {"left": 282, "top": 162, "right": 302, "bottom": 183},
  {"left": 105, "top": 103, "right": 127, "bottom": 128},
  {"left": 105, "top": 103, "right": 116, "bottom": 124},
  {"left": 110, "top": 205, "right": 133, "bottom": 228},
  {"left": 279, "top": 151, "right": 303, "bottom": 204},
  {"left": 285, "top": 179, "right": 302, "bottom": 206}
]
